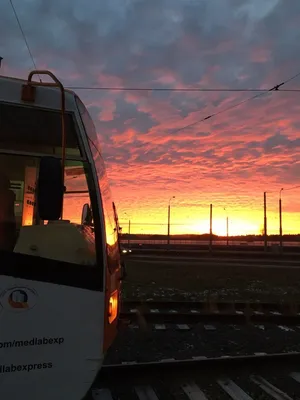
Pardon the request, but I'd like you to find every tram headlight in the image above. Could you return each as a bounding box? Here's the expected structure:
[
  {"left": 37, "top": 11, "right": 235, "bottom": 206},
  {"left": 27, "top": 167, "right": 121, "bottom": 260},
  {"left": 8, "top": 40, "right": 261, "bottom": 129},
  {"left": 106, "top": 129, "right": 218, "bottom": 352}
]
[{"left": 108, "top": 290, "right": 118, "bottom": 324}]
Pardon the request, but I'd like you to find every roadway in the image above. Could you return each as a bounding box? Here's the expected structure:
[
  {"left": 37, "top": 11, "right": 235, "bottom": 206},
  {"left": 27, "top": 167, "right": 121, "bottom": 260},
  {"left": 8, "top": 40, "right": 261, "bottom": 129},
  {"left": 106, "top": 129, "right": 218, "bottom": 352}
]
[
  {"left": 125, "top": 254, "right": 300, "bottom": 269},
  {"left": 121, "top": 241, "right": 300, "bottom": 255},
  {"left": 122, "top": 245, "right": 300, "bottom": 260}
]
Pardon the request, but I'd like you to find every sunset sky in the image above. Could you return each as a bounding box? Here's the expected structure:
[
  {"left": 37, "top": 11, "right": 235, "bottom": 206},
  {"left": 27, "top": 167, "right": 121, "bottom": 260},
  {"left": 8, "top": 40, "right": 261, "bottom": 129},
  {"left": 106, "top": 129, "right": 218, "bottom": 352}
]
[{"left": 1, "top": 0, "right": 300, "bottom": 236}]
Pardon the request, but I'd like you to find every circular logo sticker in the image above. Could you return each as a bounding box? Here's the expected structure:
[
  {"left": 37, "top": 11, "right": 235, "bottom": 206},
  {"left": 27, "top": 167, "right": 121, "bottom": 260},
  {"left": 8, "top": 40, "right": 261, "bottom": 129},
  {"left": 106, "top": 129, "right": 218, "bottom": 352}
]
[{"left": 0, "top": 287, "right": 37, "bottom": 312}]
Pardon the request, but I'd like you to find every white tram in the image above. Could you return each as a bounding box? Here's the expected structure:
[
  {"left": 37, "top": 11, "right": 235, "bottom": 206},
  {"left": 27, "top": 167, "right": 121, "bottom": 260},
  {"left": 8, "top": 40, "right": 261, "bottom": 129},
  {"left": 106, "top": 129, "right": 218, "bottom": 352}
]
[{"left": 0, "top": 70, "right": 124, "bottom": 399}]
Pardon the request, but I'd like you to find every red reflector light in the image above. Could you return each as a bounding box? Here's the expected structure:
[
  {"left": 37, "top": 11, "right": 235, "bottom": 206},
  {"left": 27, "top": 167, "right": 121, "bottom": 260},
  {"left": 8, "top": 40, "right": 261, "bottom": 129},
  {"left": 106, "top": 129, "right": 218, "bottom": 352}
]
[{"left": 108, "top": 290, "right": 118, "bottom": 324}]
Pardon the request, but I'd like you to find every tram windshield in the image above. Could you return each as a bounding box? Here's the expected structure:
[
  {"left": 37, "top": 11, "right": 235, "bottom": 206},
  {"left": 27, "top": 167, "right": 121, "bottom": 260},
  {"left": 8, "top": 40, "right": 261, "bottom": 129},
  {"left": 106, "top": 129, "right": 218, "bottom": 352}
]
[
  {"left": 0, "top": 102, "right": 96, "bottom": 263},
  {"left": 0, "top": 102, "right": 79, "bottom": 156}
]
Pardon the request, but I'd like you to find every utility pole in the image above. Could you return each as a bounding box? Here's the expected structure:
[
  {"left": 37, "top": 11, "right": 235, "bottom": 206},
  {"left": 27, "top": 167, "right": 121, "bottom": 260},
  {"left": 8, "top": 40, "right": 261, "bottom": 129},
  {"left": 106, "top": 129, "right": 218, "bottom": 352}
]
[
  {"left": 128, "top": 219, "right": 131, "bottom": 248},
  {"left": 167, "top": 196, "right": 175, "bottom": 247},
  {"left": 209, "top": 204, "right": 213, "bottom": 252},
  {"left": 0, "top": 57, "right": 2, "bottom": 69},
  {"left": 279, "top": 188, "right": 283, "bottom": 251},
  {"left": 224, "top": 207, "right": 229, "bottom": 246},
  {"left": 124, "top": 212, "right": 131, "bottom": 249},
  {"left": 226, "top": 216, "right": 229, "bottom": 246},
  {"left": 264, "top": 191, "right": 267, "bottom": 251},
  {"left": 167, "top": 204, "right": 170, "bottom": 246},
  {"left": 278, "top": 186, "right": 300, "bottom": 251}
]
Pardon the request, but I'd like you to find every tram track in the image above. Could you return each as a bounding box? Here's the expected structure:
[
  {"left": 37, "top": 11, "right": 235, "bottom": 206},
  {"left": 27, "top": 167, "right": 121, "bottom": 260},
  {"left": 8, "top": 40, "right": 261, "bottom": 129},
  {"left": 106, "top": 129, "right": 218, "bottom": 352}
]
[
  {"left": 101, "top": 350, "right": 300, "bottom": 372},
  {"left": 97, "top": 301, "right": 300, "bottom": 398},
  {"left": 121, "top": 299, "right": 300, "bottom": 326},
  {"left": 107, "top": 303, "right": 300, "bottom": 368},
  {"left": 94, "top": 352, "right": 300, "bottom": 399}
]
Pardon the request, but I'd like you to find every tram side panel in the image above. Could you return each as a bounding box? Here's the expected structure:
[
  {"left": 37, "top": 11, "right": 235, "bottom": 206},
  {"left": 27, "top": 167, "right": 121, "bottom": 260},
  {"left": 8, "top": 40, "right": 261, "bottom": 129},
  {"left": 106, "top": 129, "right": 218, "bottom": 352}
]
[
  {"left": 96, "top": 164, "right": 121, "bottom": 353},
  {"left": 74, "top": 95, "right": 122, "bottom": 352}
]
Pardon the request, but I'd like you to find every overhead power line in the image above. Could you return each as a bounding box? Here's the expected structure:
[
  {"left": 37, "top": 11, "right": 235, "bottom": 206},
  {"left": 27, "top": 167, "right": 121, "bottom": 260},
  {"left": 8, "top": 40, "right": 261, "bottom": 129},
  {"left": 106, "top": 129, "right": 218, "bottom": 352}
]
[
  {"left": 170, "top": 70, "right": 300, "bottom": 134},
  {"left": 8, "top": 0, "right": 41, "bottom": 82},
  {"left": 7, "top": 0, "right": 300, "bottom": 119},
  {"left": 66, "top": 86, "right": 300, "bottom": 92}
]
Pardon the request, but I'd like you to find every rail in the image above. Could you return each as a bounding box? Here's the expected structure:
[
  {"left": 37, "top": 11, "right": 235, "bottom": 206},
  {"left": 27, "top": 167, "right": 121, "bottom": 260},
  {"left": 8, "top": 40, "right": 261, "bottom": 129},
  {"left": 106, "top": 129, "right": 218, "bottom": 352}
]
[
  {"left": 102, "top": 351, "right": 300, "bottom": 371},
  {"left": 96, "top": 352, "right": 300, "bottom": 399},
  {"left": 121, "top": 300, "right": 300, "bottom": 325}
]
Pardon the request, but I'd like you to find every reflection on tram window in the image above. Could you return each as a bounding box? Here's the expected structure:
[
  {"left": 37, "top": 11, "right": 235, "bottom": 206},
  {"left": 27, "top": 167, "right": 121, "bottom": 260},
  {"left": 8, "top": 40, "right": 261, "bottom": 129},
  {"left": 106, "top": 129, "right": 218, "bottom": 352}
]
[
  {"left": 63, "top": 160, "right": 96, "bottom": 264},
  {"left": 63, "top": 160, "right": 92, "bottom": 225},
  {"left": 76, "top": 97, "right": 118, "bottom": 258}
]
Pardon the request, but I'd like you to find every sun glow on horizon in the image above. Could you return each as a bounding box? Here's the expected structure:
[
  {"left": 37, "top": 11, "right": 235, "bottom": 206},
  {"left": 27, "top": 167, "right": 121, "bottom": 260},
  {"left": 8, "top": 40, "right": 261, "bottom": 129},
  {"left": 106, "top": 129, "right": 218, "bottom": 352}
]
[
  {"left": 117, "top": 205, "right": 300, "bottom": 237},
  {"left": 193, "top": 219, "right": 260, "bottom": 237}
]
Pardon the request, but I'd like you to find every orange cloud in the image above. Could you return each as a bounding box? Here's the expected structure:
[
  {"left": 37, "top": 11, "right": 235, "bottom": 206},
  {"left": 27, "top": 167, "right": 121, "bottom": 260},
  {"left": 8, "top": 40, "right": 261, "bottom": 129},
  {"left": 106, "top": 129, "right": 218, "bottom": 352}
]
[{"left": 3, "top": 0, "right": 300, "bottom": 235}]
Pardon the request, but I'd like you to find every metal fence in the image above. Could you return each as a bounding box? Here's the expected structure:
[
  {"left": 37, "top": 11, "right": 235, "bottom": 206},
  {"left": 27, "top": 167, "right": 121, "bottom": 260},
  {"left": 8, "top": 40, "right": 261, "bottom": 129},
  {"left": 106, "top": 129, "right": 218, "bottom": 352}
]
[{"left": 119, "top": 221, "right": 300, "bottom": 248}]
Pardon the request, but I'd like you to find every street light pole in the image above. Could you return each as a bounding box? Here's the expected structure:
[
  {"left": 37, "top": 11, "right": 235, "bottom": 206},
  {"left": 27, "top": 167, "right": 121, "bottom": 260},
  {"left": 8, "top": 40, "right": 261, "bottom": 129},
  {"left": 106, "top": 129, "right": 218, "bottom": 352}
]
[
  {"left": 128, "top": 219, "right": 131, "bottom": 248},
  {"left": 279, "top": 188, "right": 283, "bottom": 250},
  {"left": 124, "top": 212, "right": 131, "bottom": 248},
  {"left": 278, "top": 185, "right": 300, "bottom": 251},
  {"left": 264, "top": 191, "right": 267, "bottom": 252},
  {"left": 226, "top": 216, "right": 229, "bottom": 246},
  {"left": 209, "top": 204, "right": 213, "bottom": 252},
  {"left": 224, "top": 207, "right": 229, "bottom": 246},
  {"left": 167, "top": 196, "right": 175, "bottom": 246}
]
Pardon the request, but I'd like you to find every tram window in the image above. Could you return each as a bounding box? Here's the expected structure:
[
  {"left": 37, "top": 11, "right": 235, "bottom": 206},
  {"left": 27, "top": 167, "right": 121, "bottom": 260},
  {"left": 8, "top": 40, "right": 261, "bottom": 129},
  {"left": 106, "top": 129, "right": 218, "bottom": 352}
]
[
  {"left": 0, "top": 153, "right": 39, "bottom": 250},
  {"left": 62, "top": 160, "right": 96, "bottom": 264},
  {"left": 63, "top": 160, "right": 93, "bottom": 226},
  {"left": 0, "top": 103, "right": 80, "bottom": 157},
  {"left": 0, "top": 153, "right": 96, "bottom": 264}
]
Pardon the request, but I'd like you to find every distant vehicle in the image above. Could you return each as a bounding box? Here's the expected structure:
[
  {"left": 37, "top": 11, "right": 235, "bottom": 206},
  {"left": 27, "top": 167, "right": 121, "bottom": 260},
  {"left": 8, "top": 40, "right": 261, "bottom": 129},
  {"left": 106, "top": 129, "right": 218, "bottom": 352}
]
[{"left": 121, "top": 247, "right": 132, "bottom": 255}]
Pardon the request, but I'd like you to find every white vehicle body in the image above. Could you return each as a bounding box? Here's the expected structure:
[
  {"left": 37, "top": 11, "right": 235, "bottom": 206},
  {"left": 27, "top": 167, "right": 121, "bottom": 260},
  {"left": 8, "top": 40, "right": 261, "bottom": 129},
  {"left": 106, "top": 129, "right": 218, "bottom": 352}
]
[{"left": 0, "top": 71, "right": 122, "bottom": 400}]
